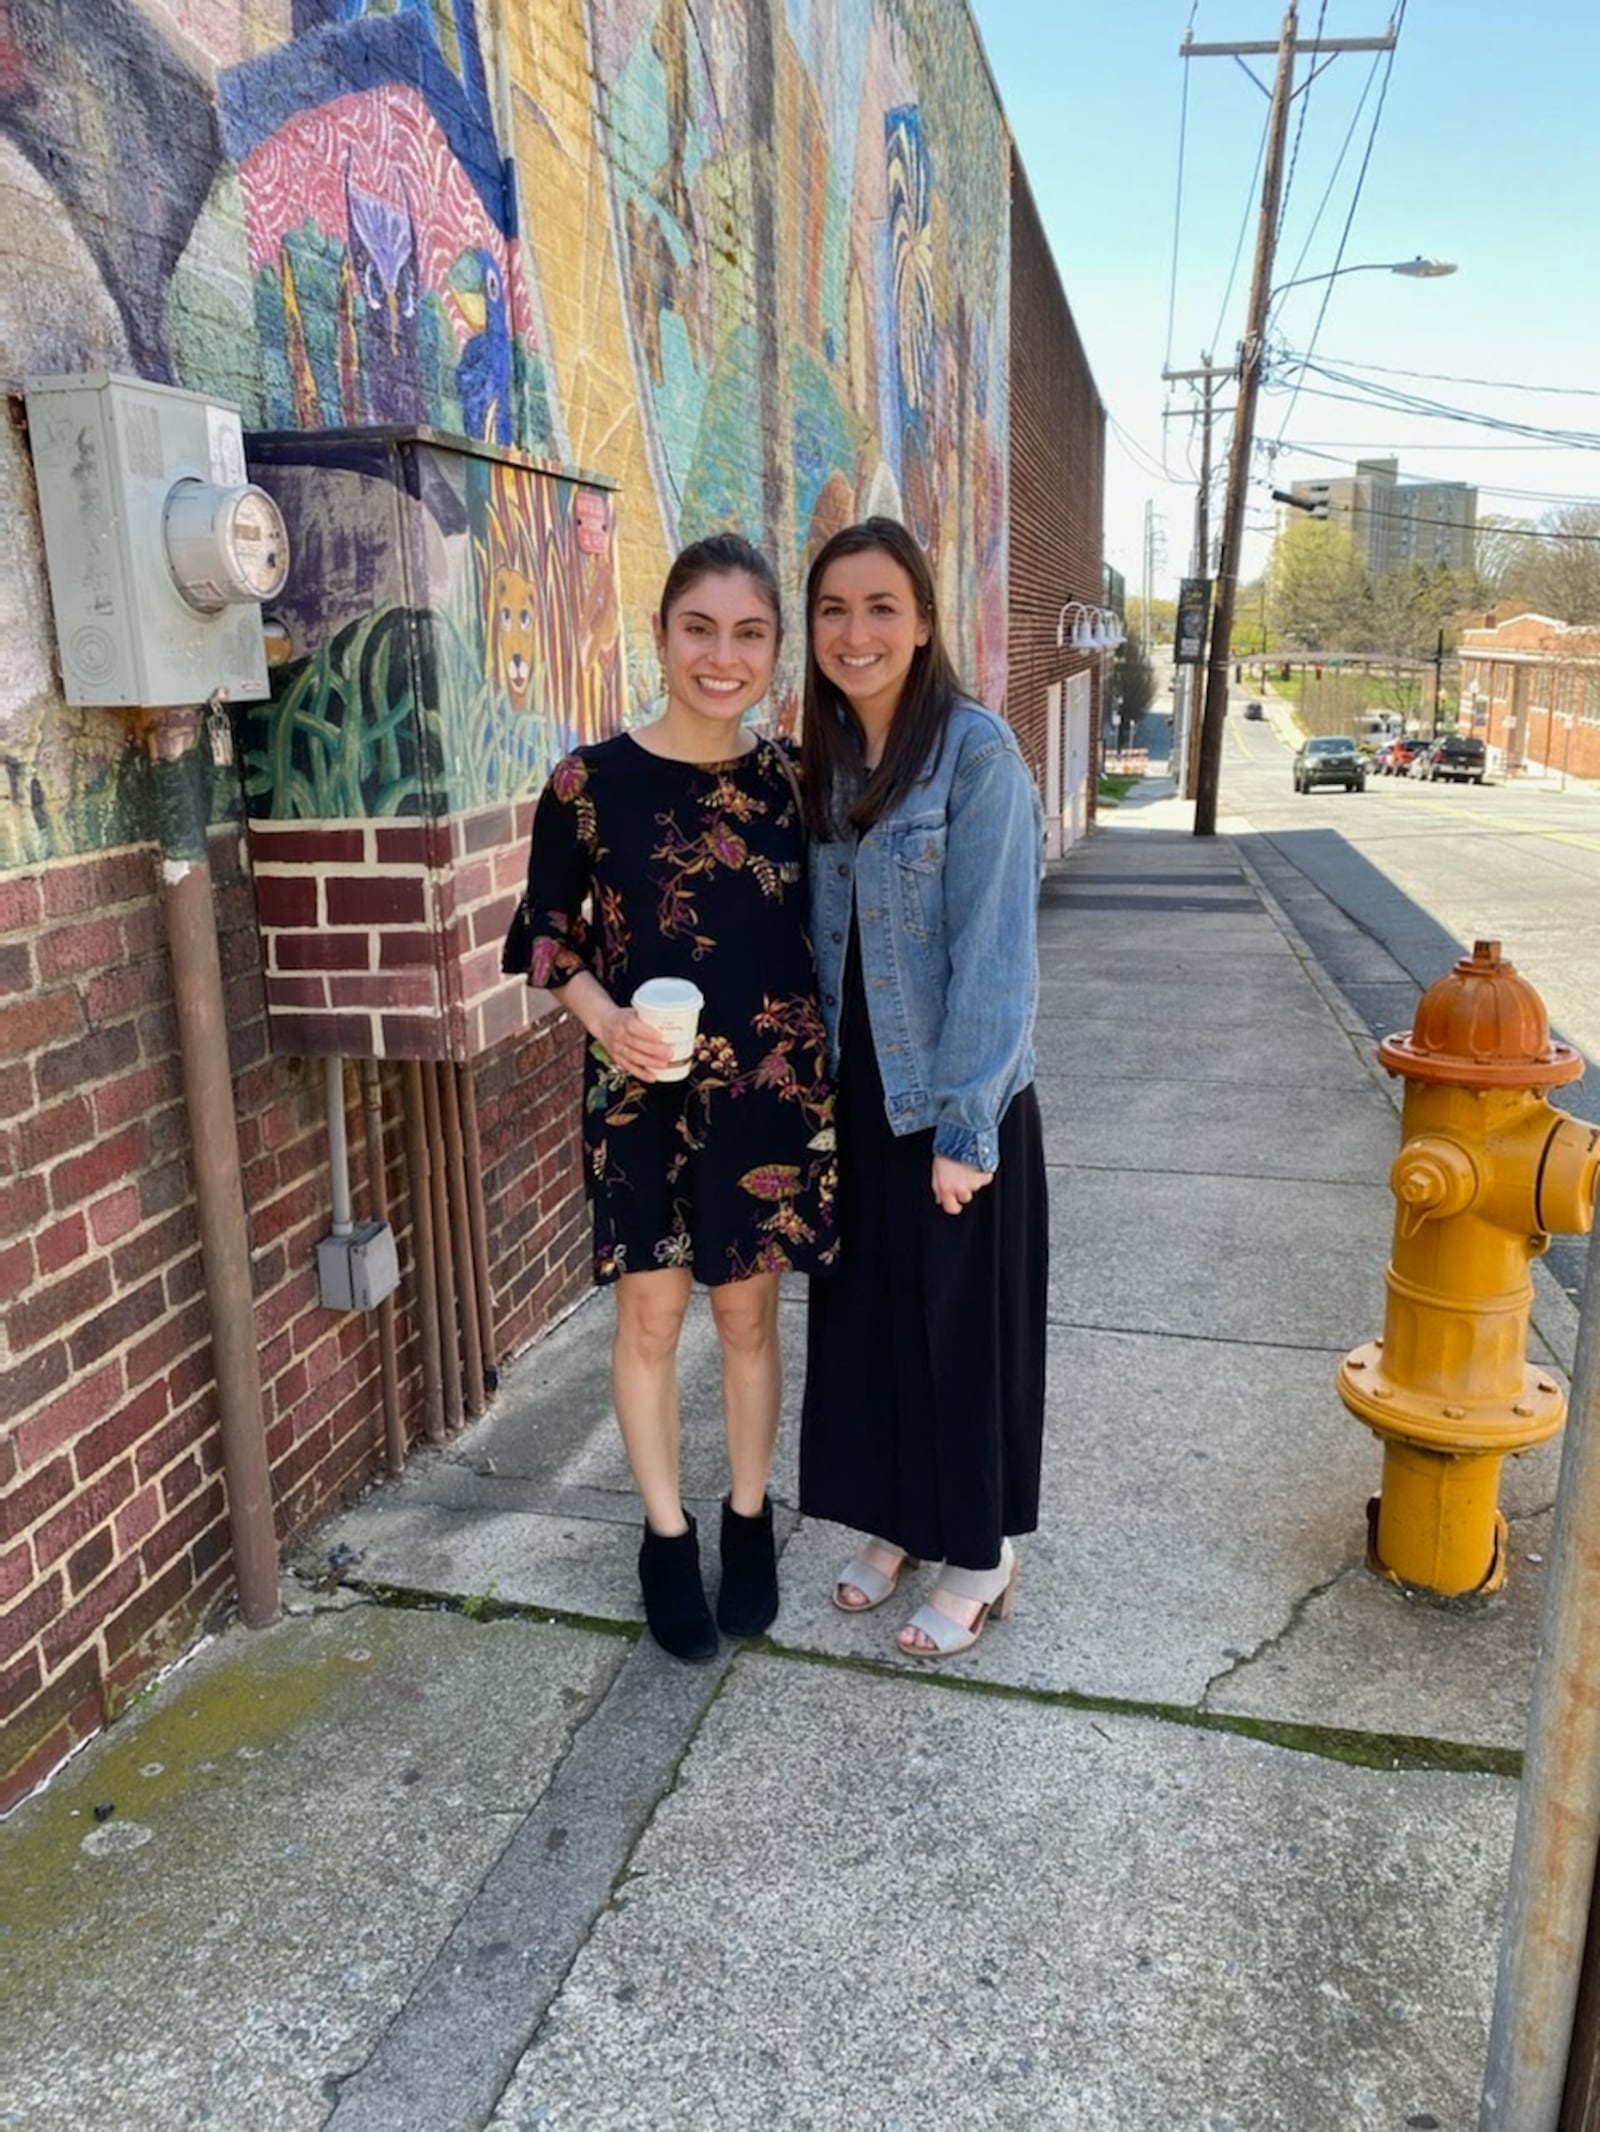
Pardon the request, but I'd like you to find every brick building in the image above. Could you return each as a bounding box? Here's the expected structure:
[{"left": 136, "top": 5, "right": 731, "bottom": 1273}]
[
  {"left": 1458, "top": 613, "right": 1600, "bottom": 782},
  {"left": 0, "top": 0, "right": 1103, "bottom": 1808}
]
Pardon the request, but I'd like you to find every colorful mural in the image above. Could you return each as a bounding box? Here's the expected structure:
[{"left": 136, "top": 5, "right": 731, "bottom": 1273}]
[
  {"left": 239, "top": 434, "right": 622, "bottom": 820},
  {"left": 3, "top": 0, "right": 1011, "bottom": 859}
]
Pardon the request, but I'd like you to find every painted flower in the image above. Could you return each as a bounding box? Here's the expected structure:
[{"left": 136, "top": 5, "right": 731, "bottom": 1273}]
[
  {"left": 709, "top": 826, "right": 747, "bottom": 869},
  {"left": 653, "top": 1232, "right": 694, "bottom": 1268}
]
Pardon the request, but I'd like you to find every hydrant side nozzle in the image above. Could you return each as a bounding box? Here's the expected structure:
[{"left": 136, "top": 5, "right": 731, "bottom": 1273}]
[
  {"left": 1389, "top": 1135, "right": 1480, "bottom": 1237},
  {"left": 1536, "top": 1115, "right": 1600, "bottom": 1238}
]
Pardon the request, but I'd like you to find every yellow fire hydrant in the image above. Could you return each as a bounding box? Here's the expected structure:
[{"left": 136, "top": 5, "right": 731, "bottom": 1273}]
[{"left": 1338, "top": 939, "right": 1600, "bottom": 1598}]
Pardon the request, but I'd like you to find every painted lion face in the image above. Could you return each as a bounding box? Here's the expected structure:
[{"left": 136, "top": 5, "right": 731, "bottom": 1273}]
[{"left": 491, "top": 564, "right": 535, "bottom": 710}]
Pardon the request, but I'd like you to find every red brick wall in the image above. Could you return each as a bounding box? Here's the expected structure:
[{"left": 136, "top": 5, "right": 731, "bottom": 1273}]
[
  {"left": 250, "top": 803, "right": 540, "bottom": 1061},
  {"left": 1006, "top": 156, "right": 1107, "bottom": 800},
  {"left": 1, "top": 832, "right": 590, "bottom": 1810}
]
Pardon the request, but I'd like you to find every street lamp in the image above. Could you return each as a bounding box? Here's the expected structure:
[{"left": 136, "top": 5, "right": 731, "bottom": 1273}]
[
  {"left": 1193, "top": 245, "right": 1458, "bottom": 837},
  {"left": 1271, "top": 256, "right": 1457, "bottom": 299}
]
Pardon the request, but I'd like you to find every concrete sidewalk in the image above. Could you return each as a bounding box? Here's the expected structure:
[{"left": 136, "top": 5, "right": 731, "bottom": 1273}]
[{"left": 3, "top": 788, "right": 1582, "bottom": 2131}]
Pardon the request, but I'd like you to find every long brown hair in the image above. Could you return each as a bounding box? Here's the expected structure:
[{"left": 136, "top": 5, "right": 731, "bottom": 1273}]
[{"left": 799, "top": 518, "right": 965, "bottom": 840}]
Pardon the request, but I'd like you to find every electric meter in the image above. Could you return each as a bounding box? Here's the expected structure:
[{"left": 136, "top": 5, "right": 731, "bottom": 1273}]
[
  {"left": 164, "top": 481, "right": 290, "bottom": 611},
  {"left": 24, "top": 372, "right": 291, "bottom": 706}
]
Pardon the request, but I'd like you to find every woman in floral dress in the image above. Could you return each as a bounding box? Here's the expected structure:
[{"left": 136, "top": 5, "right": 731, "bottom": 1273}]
[{"left": 504, "top": 535, "right": 835, "bottom": 1661}]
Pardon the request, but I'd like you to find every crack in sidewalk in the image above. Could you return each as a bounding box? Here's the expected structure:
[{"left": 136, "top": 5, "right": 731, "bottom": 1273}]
[{"left": 1198, "top": 1559, "right": 1364, "bottom": 1710}]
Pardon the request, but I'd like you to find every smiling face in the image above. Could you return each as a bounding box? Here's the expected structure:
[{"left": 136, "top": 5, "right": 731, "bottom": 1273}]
[
  {"left": 652, "top": 568, "right": 779, "bottom": 735},
  {"left": 809, "top": 547, "right": 931, "bottom": 732}
]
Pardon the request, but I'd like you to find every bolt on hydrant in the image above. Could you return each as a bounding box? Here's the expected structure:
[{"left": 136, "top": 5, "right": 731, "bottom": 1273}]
[{"left": 1338, "top": 940, "right": 1600, "bottom": 1599}]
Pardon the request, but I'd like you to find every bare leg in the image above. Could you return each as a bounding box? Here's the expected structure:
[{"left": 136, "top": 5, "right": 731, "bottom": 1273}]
[
  {"left": 612, "top": 1268, "right": 694, "bottom": 1534},
  {"left": 708, "top": 1272, "right": 781, "bottom": 1515}
]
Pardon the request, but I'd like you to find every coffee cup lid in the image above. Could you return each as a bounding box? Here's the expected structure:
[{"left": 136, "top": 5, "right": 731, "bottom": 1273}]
[{"left": 632, "top": 977, "right": 704, "bottom": 1008}]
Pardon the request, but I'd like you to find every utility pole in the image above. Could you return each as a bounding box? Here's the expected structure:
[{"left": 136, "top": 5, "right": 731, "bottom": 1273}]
[
  {"left": 1183, "top": 6, "right": 1398, "bottom": 837},
  {"left": 1164, "top": 357, "right": 1229, "bottom": 797}
]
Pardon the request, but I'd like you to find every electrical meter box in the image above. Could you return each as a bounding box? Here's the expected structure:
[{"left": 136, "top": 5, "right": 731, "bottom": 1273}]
[{"left": 24, "top": 372, "right": 289, "bottom": 708}]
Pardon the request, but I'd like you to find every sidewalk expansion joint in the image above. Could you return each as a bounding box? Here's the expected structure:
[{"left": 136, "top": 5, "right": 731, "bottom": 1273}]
[
  {"left": 320, "top": 1591, "right": 734, "bottom": 2132},
  {"left": 749, "top": 1635, "right": 1521, "bottom": 1779},
  {"left": 346, "top": 1575, "right": 641, "bottom": 1645}
]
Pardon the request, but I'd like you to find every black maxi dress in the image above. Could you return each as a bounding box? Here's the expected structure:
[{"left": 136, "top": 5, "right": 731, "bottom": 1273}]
[
  {"left": 799, "top": 909, "right": 1047, "bottom": 1573},
  {"left": 506, "top": 733, "right": 837, "bottom": 1288}
]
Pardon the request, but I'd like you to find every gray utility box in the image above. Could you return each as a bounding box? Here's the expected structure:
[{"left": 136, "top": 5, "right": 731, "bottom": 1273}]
[
  {"left": 25, "top": 372, "right": 287, "bottom": 707},
  {"left": 316, "top": 1221, "right": 403, "bottom": 1313}
]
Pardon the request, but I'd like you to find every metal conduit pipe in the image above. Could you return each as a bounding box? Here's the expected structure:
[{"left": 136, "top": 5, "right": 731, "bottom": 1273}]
[
  {"left": 439, "top": 1060, "right": 486, "bottom": 1417},
  {"left": 400, "top": 1060, "right": 446, "bottom": 1444},
  {"left": 325, "top": 1056, "right": 353, "bottom": 1235},
  {"left": 360, "top": 1061, "right": 405, "bottom": 1473},
  {"left": 421, "top": 1060, "right": 463, "bottom": 1432},
  {"left": 149, "top": 716, "right": 278, "bottom": 1626},
  {"left": 456, "top": 1063, "right": 498, "bottom": 1392}
]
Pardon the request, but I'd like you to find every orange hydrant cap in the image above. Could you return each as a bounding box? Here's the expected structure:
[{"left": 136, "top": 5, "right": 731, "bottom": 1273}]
[{"left": 1378, "top": 939, "right": 1584, "bottom": 1089}]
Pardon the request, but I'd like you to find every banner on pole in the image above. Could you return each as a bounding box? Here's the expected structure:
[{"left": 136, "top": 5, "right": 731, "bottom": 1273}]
[{"left": 1175, "top": 578, "right": 1212, "bottom": 666}]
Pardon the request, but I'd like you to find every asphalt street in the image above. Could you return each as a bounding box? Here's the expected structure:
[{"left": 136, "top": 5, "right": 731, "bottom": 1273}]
[{"left": 1142, "top": 688, "right": 1600, "bottom": 1303}]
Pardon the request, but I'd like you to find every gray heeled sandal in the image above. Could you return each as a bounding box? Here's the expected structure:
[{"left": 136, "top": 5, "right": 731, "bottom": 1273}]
[
  {"left": 897, "top": 1541, "right": 1017, "bottom": 1658},
  {"left": 832, "top": 1540, "right": 919, "bottom": 1613}
]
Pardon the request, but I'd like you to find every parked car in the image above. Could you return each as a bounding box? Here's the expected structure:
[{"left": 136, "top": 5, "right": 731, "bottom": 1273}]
[
  {"left": 1412, "top": 734, "right": 1488, "bottom": 785},
  {"left": 1292, "top": 735, "right": 1366, "bottom": 794},
  {"left": 1243, "top": 699, "right": 1265, "bottom": 720},
  {"left": 1385, "top": 736, "right": 1427, "bottom": 776},
  {"left": 1373, "top": 741, "right": 1398, "bottom": 774}
]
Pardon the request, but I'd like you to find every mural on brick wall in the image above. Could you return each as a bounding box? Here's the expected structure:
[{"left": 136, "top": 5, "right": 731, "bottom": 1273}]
[
  {"left": 3, "top": 0, "right": 1008, "bottom": 862},
  {"left": 584, "top": 0, "right": 1009, "bottom": 709},
  {"left": 216, "top": 0, "right": 556, "bottom": 452},
  {"left": 241, "top": 438, "right": 623, "bottom": 819}
]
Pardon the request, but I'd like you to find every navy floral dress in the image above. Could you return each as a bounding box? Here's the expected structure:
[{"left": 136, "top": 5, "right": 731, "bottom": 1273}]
[{"left": 507, "top": 732, "right": 837, "bottom": 1287}]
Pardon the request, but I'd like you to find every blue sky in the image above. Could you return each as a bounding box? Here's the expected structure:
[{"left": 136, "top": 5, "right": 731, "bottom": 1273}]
[{"left": 969, "top": 0, "right": 1600, "bottom": 596}]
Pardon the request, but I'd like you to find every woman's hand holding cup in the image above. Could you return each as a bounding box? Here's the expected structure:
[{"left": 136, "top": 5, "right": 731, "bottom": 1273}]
[
  {"left": 601, "top": 1003, "right": 678, "bottom": 1082},
  {"left": 616, "top": 978, "right": 704, "bottom": 1083}
]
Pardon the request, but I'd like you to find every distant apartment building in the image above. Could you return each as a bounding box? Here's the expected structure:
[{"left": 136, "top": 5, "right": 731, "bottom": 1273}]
[{"left": 1285, "top": 457, "right": 1477, "bottom": 575}]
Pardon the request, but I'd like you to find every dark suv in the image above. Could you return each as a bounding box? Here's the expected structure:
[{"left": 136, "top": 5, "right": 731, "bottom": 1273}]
[
  {"left": 1292, "top": 735, "right": 1366, "bottom": 794},
  {"left": 1414, "top": 734, "right": 1487, "bottom": 785}
]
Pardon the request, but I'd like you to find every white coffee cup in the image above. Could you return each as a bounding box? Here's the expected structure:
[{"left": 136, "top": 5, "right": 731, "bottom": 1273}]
[{"left": 631, "top": 977, "right": 704, "bottom": 1082}]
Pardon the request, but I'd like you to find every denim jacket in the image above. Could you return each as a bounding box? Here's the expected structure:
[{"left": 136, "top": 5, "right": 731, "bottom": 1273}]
[{"left": 809, "top": 700, "right": 1043, "bottom": 1172}]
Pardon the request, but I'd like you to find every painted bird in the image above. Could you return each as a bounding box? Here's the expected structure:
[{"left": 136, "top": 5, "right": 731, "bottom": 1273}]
[{"left": 450, "top": 246, "right": 513, "bottom": 447}]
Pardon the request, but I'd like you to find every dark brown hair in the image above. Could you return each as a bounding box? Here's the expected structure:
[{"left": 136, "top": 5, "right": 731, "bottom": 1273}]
[
  {"left": 799, "top": 517, "right": 964, "bottom": 839},
  {"left": 658, "top": 532, "right": 782, "bottom": 638}
]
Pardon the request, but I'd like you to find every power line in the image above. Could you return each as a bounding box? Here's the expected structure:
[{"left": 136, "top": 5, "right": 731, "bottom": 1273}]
[
  {"left": 1271, "top": 494, "right": 1600, "bottom": 543},
  {"left": 1209, "top": 111, "right": 1271, "bottom": 359},
  {"left": 1274, "top": 0, "right": 1328, "bottom": 248},
  {"left": 1266, "top": 0, "right": 1407, "bottom": 451},
  {"left": 1268, "top": 51, "right": 1382, "bottom": 338},
  {"left": 1306, "top": 354, "right": 1600, "bottom": 401},
  {"left": 1272, "top": 372, "right": 1600, "bottom": 450},
  {"left": 1164, "top": 35, "right": 1193, "bottom": 376},
  {"left": 1107, "top": 409, "right": 1189, "bottom": 486},
  {"left": 1273, "top": 445, "right": 1600, "bottom": 505}
]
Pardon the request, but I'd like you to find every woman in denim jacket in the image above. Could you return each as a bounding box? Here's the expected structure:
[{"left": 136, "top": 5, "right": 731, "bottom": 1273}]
[{"left": 798, "top": 518, "right": 1048, "bottom": 1657}]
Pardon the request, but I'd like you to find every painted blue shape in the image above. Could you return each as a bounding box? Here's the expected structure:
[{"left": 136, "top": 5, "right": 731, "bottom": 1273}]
[{"left": 219, "top": 8, "right": 504, "bottom": 230}]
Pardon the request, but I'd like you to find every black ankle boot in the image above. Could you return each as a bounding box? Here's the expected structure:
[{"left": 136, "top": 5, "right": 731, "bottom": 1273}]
[
  {"left": 716, "top": 1494, "right": 778, "bottom": 1638},
  {"left": 639, "top": 1513, "right": 718, "bottom": 1663}
]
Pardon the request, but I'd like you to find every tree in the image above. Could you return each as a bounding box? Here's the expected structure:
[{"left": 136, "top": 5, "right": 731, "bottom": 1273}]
[
  {"left": 1516, "top": 506, "right": 1600, "bottom": 625},
  {"left": 1267, "top": 518, "right": 1370, "bottom": 649},
  {"left": 1475, "top": 515, "right": 1538, "bottom": 606},
  {"left": 1110, "top": 632, "right": 1155, "bottom": 743}
]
